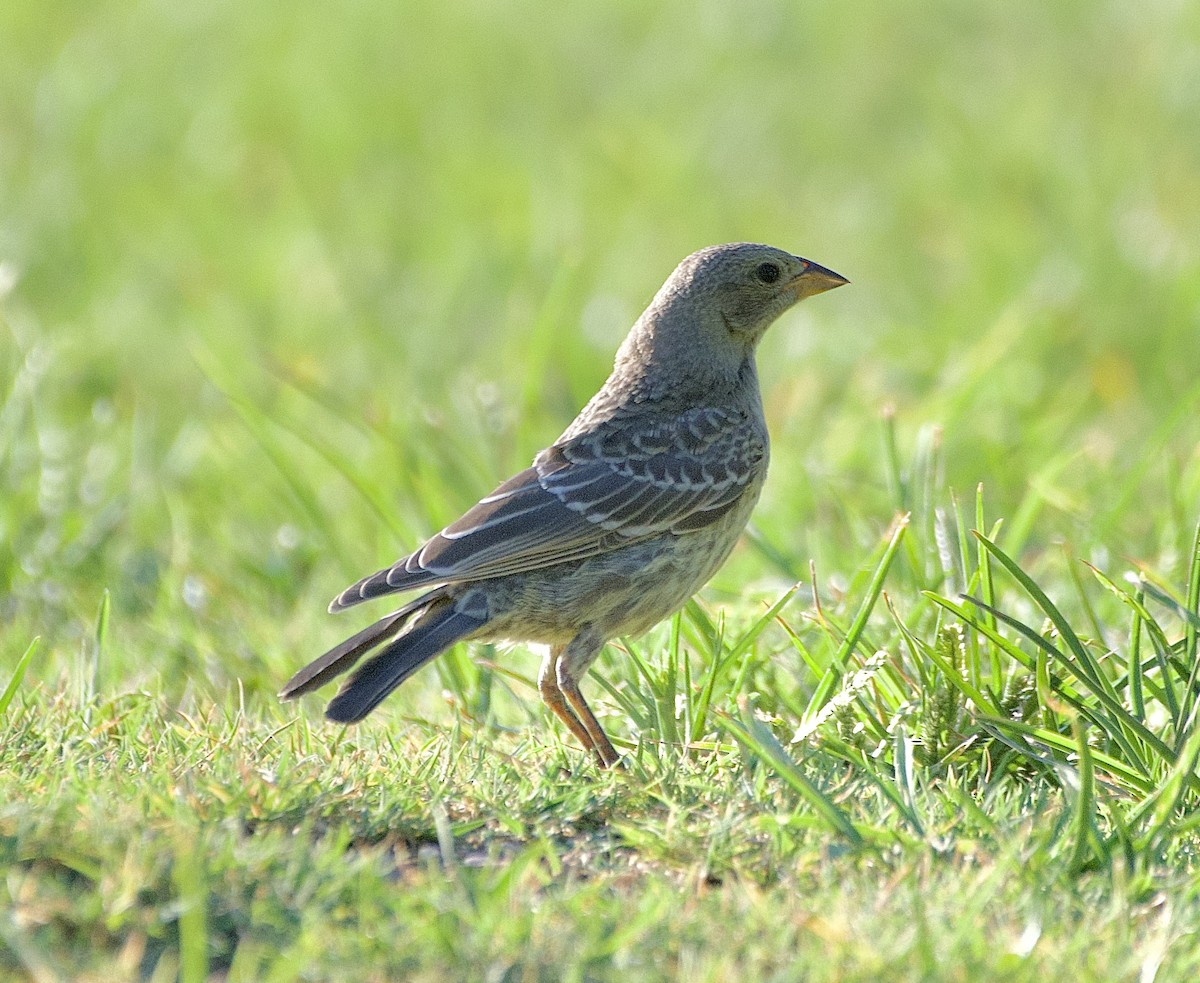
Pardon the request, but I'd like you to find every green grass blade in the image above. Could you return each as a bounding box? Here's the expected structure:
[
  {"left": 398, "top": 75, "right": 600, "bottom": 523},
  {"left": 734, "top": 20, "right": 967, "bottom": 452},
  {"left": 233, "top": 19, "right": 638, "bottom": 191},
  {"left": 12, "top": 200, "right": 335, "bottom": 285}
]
[
  {"left": 253, "top": 386, "right": 414, "bottom": 542},
  {"left": 1187, "top": 519, "right": 1200, "bottom": 668},
  {"left": 1172, "top": 522, "right": 1200, "bottom": 746},
  {"left": 1130, "top": 705, "right": 1200, "bottom": 847},
  {"left": 963, "top": 594, "right": 1169, "bottom": 769},
  {"left": 928, "top": 590, "right": 1158, "bottom": 777},
  {"left": 84, "top": 589, "right": 110, "bottom": 711},
  {"left": 1137, "top": 577, "right": 1200, "bottom": 632},
  {"left": 893, "top": 598, "right": 998, "bottom": 714},
  {"left": 1, "top": 636, "right": 40, "bottom": 716},
  {"left": 1129, "top": 584, "right": 1146, "bottom": 720},
  {"left": 974, "top": 533, "right": 1115, "bottom": 700},
  {"left": 688, "top": 603, "right": 727, "bottom": 743},
  {"left": 924, "top": 593, "right": 1040, "bottom": 673},
  {"left": 1087, "top": 564, "right": 1181, "bottom": 728},
  {"left": 881, "top": 405, "right": 906, "bottom": 511},
  {"left": 1067, "top": 716, "right": 1103, "bottom": 875},
  {"left": 194, "top": 346, "right": 340, "bottom": 552},
  {"left": 833, "top": 515, "right": 910, "bottom": 674},
  {"left": 817, "top": 734, "right": 926, "bottom": 835},
  {"left": 172, "top": 832, "right": 210, "bottom": 983},
  {"left": 720, "top": 699, "right": 863, "bottom": 847},
  {"left": 893, "top": 727, "right": 924, "bottom": 837},
  {"left": 975, "top": 716, "right": 1154, "bottom": 795},
  {"left": 803, "top": 518, "right": 908, "bottom": 726}
]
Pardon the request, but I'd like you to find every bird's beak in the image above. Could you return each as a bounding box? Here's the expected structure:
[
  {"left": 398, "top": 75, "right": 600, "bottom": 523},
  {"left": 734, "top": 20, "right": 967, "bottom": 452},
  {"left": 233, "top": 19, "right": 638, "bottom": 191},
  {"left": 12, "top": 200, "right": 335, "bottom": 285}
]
[{"left": 787, "top": 259, "right": 850, "bottom": 300}]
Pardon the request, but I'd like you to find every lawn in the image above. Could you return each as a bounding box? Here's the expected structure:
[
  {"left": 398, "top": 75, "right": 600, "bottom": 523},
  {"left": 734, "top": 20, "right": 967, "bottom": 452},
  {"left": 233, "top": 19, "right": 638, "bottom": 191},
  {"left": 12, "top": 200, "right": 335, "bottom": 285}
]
[{"left": 3, "top": 1, "right": 1200, "bottom": 980}]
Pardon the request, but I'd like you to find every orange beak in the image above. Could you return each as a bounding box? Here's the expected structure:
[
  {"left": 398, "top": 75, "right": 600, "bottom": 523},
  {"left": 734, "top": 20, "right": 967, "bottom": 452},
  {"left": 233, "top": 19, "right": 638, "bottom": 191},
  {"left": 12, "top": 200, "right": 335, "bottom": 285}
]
[{"left": 788, "top": 259, "right": 849, "bottom": 300}]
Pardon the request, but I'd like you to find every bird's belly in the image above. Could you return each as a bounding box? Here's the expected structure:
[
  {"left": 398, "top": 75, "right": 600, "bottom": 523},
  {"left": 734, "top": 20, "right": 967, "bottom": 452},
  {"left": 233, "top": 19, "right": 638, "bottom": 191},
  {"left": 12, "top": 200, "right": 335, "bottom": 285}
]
[{"left": 476, "top": 490, "right": 758, "bottom": 644}]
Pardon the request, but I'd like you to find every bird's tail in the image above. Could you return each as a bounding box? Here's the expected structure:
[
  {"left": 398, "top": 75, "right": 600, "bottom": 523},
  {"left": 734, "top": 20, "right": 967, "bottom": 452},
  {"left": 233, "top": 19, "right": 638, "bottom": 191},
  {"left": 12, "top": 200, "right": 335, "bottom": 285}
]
[{"left": 279, "top": 589, "right": 487, "bottom": 723}]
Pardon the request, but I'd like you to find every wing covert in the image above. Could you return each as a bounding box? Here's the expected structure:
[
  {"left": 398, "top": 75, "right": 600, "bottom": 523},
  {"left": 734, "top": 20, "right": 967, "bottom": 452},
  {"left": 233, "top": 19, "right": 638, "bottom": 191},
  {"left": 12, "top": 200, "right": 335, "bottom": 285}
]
[{"left": 330, "top": 406, "right": 765, "bottom": 610}]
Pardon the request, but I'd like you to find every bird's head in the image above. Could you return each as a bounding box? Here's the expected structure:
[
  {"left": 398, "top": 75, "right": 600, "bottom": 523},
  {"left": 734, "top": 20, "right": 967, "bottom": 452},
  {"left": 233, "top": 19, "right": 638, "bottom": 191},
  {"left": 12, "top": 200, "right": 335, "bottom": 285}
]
[
  {"left": 621, "top": 243, "right": 848, "bottom": 390},
  {"left": 672, "top": 242, "right": 848, "bottom": 340}
]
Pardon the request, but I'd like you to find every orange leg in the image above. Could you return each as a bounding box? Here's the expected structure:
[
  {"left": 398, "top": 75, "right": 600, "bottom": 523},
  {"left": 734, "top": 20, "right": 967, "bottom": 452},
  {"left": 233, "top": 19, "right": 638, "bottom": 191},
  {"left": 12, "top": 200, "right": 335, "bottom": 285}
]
[
  {"left": 557, "top": 627, "right": 621, "bottom": 768},
  {"left": 538, "top": 645, "right": 604, "bottom": 763},
  {"left": 559, "top": 674, "right": 620, "bottom": 768}
]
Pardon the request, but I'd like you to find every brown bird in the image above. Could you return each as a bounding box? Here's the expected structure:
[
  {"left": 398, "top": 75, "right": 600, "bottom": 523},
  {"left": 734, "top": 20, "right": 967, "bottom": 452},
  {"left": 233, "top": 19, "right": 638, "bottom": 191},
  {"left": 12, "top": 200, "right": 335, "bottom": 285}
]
[{"left": 281, "top": 243, "right": 847, "bottom": 767}]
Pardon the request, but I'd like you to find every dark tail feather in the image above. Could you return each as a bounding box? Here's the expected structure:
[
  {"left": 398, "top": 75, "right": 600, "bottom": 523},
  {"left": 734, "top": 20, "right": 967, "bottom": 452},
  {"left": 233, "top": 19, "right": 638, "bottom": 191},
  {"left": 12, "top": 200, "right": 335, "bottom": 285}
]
[
  {"left": 280, "top": 590, "right": 447, "bottom": 700},
  {"left": 324, "top": 598, "right": 486, "bottom": 723}
]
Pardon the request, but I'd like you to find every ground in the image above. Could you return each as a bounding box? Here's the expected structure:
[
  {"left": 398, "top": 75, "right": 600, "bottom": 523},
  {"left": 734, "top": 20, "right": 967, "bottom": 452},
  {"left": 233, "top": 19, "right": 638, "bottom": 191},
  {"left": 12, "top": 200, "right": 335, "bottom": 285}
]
[{"left": 3, "top": 1, "right": 1200, "bottom": 980}]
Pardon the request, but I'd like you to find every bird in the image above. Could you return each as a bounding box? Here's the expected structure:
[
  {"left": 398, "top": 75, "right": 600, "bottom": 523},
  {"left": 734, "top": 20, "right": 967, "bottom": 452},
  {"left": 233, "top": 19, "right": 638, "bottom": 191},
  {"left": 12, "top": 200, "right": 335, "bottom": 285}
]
[{"left": 280, "top": 243, "right": 847, "bottom": 767}]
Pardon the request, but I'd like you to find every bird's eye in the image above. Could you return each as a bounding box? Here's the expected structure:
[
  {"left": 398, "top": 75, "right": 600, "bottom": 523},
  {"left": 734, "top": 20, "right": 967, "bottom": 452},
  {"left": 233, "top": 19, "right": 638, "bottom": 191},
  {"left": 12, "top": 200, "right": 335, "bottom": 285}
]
[{"left": 755, "top": 262, "right": 781, "bottom": 284}]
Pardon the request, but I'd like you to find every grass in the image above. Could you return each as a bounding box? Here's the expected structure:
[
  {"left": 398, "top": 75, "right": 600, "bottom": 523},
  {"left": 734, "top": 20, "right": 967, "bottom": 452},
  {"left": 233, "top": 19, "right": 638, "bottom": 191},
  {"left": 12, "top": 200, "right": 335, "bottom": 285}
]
[{"left": 4, "top": 0, "right": 1200, "bottom": 979}]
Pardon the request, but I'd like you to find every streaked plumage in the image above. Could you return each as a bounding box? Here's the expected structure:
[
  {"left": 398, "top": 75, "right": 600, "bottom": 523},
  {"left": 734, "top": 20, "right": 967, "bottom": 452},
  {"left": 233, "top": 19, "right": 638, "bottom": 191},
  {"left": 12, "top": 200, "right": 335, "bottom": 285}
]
[{"left": 281, "top": 243, "right": 847, "bottom": 767}]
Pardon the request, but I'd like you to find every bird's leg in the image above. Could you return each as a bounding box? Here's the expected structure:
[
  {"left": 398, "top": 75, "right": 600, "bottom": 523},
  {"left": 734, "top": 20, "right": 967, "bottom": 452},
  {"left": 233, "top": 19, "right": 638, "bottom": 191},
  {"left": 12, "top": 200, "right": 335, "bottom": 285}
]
[
  {"left": 557, "top": 629, "right": 621, "bottom": 768},
  {"left": 538, "top": 644, "right": 600, "bottom": 761}
]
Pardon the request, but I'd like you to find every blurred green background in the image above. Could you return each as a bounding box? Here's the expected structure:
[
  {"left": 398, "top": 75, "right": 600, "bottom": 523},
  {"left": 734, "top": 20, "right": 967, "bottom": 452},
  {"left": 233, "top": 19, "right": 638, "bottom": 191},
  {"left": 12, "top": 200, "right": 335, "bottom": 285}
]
[{"left": 2, "top": 0, "right": 1198, "bottom": 705}]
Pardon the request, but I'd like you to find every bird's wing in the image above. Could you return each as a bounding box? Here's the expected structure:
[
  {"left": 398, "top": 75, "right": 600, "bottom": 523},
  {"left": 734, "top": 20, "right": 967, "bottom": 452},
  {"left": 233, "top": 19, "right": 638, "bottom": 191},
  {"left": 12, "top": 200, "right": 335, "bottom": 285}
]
[{"left": 330, "top": 406, "right": 765, "bottom": 610}]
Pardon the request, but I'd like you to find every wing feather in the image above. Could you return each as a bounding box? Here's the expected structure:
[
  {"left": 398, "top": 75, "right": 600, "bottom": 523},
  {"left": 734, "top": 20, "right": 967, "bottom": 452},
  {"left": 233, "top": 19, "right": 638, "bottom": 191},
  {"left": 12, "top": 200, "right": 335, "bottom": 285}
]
[{"left": 330, "top": 406, "right": 765, "bottom": 610}]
